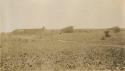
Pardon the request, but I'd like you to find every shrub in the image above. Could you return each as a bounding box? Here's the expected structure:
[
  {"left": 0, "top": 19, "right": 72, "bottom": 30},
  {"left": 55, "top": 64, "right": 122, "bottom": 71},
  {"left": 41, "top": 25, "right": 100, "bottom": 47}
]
[
  {"left": 60, "top": 26, "right": 74, "bottom": 34},
  {"left": 101, "top": 36, "right": 105, "bottom": 40},
  {"left": 111, "top": 26, "right": 120, "bottom": 33},
  {"left": 104, "top": 30, "right": 111, "bottom": 38}
]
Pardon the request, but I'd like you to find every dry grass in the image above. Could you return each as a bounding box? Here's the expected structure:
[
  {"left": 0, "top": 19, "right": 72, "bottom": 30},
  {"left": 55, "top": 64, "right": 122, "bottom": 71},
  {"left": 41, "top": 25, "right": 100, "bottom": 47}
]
[{"left": 1, "top": 30, "right": 125, "bottom": 71}]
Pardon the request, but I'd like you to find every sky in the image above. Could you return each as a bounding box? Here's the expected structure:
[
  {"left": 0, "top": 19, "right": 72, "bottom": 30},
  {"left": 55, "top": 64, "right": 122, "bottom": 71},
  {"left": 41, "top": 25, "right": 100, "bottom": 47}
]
[{"left": 0, "top": 0, "right": 125, "bottom": 32}]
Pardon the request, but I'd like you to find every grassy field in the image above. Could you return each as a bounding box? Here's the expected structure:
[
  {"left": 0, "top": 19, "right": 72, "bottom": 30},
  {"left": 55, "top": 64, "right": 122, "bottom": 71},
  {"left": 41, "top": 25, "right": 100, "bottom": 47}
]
[{"left": 0, "top": 29, "right": 125, "bottom": 71}]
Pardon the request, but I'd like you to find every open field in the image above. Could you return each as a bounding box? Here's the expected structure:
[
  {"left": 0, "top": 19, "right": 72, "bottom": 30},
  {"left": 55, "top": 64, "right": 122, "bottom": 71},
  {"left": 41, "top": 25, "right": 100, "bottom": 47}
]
[{"left": 0, "top": 29, "right": 125, "bottom": 71}]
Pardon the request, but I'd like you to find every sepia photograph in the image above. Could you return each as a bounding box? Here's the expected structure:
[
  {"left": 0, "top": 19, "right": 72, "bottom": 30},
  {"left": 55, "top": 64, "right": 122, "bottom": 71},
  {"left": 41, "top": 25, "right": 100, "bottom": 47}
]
[{"left": 0, "top": 0, "right": 125, "bottom": 71}]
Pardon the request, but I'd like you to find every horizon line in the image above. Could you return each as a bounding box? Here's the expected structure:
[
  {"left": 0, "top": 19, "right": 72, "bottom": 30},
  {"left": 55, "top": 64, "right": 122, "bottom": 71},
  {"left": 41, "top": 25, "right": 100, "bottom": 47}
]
[{"left": 1, "top": 26, "right": 125, "bottom": 33}]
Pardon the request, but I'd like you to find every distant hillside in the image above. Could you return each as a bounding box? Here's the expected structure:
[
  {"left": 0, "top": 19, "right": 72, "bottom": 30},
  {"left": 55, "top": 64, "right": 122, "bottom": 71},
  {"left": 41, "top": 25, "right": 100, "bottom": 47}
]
[{"left": 12, "top": 28, "right": 45, "bottom": 35}]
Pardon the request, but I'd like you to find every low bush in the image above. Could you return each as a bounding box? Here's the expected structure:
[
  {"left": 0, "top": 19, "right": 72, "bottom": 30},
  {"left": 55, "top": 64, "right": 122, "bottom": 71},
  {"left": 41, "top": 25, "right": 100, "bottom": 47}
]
[
  {"left": 111, "top": 26, "right": 120, "bottom": 33},
  {"left": 104, "top": 30, "right": 111, "bottom": 38}
]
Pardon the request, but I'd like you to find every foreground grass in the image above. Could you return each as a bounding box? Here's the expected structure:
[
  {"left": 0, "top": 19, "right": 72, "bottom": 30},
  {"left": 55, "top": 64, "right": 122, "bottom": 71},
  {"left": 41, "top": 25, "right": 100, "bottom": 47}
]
[{"left": 1, "top": 31, "right": 125, "bottom": 71}]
